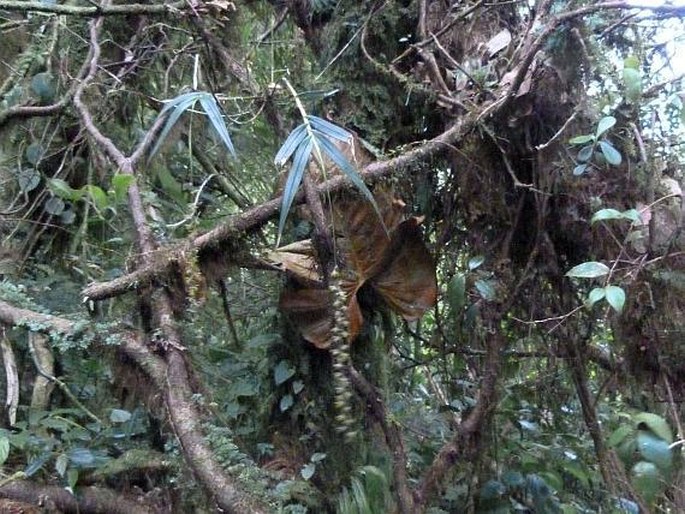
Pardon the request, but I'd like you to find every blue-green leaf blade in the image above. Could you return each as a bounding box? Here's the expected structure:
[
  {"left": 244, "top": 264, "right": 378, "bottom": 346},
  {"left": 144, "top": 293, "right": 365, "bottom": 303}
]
[
  {"left": 596, "top": 116, "right": 616, "bottom": 138},
  {"left": 275, "top": 124, "right": 308, "bottom": 166},
  {"left": 277, "top": 138, "right": 312, "bottom": 246},
  {"left": 149, "top": 92, "right": 203, "bottom": 159},
  {"left": 199, "top": 94, "right": 236, "bottom": 157},
  {"left": 314, "top": 132, "right": 383, "bottom": 229},
  {"left": 307, "top": 115, "right": 352, "bottom": 142}
]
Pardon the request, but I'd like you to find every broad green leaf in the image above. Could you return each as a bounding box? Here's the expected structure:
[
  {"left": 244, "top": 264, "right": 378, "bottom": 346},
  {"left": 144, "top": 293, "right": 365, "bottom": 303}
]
[
  {"left": 586, "top": 287, "right": 605, "bottom": 307},
  {"left": 502, "top": 470, "right": 524, "bottom": 488},
  {"left": 479, "top": 480, "right": 506, "bottom": 500},
  {"left": 17, "top": 168, "right": 41, "bottom": 193},
  {"left": 596, "top": 116, "right": 616, "bottom": 137},
  {"left": 308, "top": 115, "right": 352, "bottom": 142},
  {"left": 591, "top": 208, "right": 623, "bottom": 224},
  {"left": 568, "top": 134, "right": 594, "bottom": 145},
  {"left": 84, "top": 185, "right": 109, "bottom": 211},
  {"left": 31, "top": 72, "right": 55, "bottom": 103},
  {"left": 468, "top": 255, "right": 485, "bottom": 270},
  {"left": 25, "top": 452, "right": 50, "bottom": 476},
  {"left": 622, "top": 209, "right": 640, "bottom": 222},
  {"left": 475, "top": 279, "right": 497, "bottom": 300},
  {"left": 604, "top": 285, "right": 626, "bottom": 313},
  {"left": 447, "top": 273, "right": 466, "bottom": 313},
  {"left": 48, "top": 178, "right": 83, "bottom": 201},
  {"left": 274, "top": 124, "right": 308, "bottom": 166},
  {"left": 68, "top": 447, "right": 95, "bottom": 466},
  {"left": 608, "top": 425, "right": 633, "bottom": 447},
  {"left": 573, "top": 163, "right": 588, "bottom": 176},
  {"left": 44, "top": 196, "right": 65, "bottom": 215},
  {"left": 198, "top": 94, "right": 236, "bottom": 157},
  {"left": 67, "top": 468, "right": 79, "bottom": 490},
  {"left": 565, "top": 261, "right": 610, "bottom": 279},
  {"left": 156, "top": 167, "right": 185, "bottom": 204},
  {"left": 25, "top": 142, "right": 44, "bottom": 165},
  {"left": 274, "top": 360, "right": 295, "bottom": 385},
  {"left": 0, "top": 436, "right": 9, "bottom": 466},
  {"left": 277, "top": 138, "right": 312, "bottom": 246},
  {"left": 279, "top": 394, "right": 294, "bottom": 412},
  {"left": 110, "top": 409, "right": 132, "bottom": 423},
  {"left": 631, "top": 461, "right": 662, "bottom": 503},
  {"left": 111, "top": 174, "right": 135, "bottom": 202},
  {"left": 637, "top": 430, "right": 672, "bottom": 471},
  {"left": 634, "top": 413, "right": 673, "bottom": 443},
  {"left": 315, "top": 133, "right": 384, "bottom": 231},
  {"left": 301, "top": 462, "right": 316, "bottom": 480},
  {"left": 577, "top": 145, "right": 593, "bottom": 162},
  {"left": 561, "top": 461, "right": 590, "bottom": 488},
  {"left": 623, "top": 67, "right": 642, "bottom": 103},
  {"left": 149, "top": 92, "right": 204, "bottom": 159},
  {"left": 599, "top": 141, "right": 622, "bottom": 166}
]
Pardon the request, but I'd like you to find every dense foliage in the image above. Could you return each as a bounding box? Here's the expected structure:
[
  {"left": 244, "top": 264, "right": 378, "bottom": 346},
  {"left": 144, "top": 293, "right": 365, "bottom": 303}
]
[{"left": 0, "top": 1, "right": 684, "bottom": 513}]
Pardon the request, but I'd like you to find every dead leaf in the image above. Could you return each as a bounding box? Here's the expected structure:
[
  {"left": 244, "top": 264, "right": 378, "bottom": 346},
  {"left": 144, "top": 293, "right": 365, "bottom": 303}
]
[{"left": 486, "top": 29, "right": 512, "bottom": 58}]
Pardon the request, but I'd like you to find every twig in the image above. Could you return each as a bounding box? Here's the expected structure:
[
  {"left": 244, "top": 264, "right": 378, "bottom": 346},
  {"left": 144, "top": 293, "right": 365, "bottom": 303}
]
[{"left": 0, "top": 0, "right": 187, "bottom": 16}]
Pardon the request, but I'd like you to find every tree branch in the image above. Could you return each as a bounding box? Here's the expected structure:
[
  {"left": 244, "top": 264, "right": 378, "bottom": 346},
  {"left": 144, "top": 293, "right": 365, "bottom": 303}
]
[{"left": 0, "top": 1, "right": 187, "bottom": 17}]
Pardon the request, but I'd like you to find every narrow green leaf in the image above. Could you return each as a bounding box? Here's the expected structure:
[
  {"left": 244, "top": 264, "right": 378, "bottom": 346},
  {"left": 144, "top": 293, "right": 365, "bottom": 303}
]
[
  {"left": 274, "top": 124, "right": 308, "bottom": 166},
  {"left": 634, "top": 413, "right": 673, "bottom": 443},
  {"left": 310, "top": 452, "right": 327, "bottom": 463},
  {"left": 577, "top": 145, "right": 593, "bottom": 162},
  {"left": 586, "top": 287, "right": 606, "bottom": 307},
  {"left": 468, "top": 255, "right": 485, "bottom": 270},
  {"left": 604, "top": 285, "right": 626, "bottom": 313},
  {"left": 608, "top": 425, "right": 633, "bottom": 447},
  {"left": 55, "top": 453, "right": 68, "bottom": 477},
  {"left": 596, "top": 116, "right": 616, "bottom": 137},
  {"left": 623, "top": 67, "right": 642, "bottom": 103},
  {"left": 277, "top": 138, "right": 312, "bottom": 246},
  {"left": 599, "top": 141, "right": 622, "bottom": 166},
  {"left": 198, "top": 94, "right": 236, "bottom": 157},
  {"left": 622, "top": 209, "right": 641, "bottom": 223},
  {"left": 315, "top": 133, "right": 384, "bottom": 230},
  {"left": 307, "top": 115, "right": 352, "bottom": 142},
  {"left": 566, "top": 261, "right": 610, "bottom": 278},
  {"left": 0, "top": 436, "right": 9, "bottom": 466},
  {"left": 568, "top": 134, "right": 594, "bottom": 145}
]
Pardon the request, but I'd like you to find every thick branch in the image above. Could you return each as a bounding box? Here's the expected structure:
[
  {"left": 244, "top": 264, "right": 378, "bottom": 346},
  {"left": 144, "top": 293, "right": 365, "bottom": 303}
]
[
  {"left": 0, "top": 480, "right": 160, "bottom": 514},
  {"left": 0, "top": 1, "right": 186, "bottom": 16}
]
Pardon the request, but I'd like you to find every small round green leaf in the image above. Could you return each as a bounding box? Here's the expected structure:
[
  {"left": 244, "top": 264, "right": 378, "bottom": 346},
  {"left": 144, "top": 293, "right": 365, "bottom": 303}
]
[
  {"left": 110, "top": 409, "right": 132, "bottom": 423},
  {"left": 301, "top": 462, "right": 316, "bottom": 480},
  {"left": 599, "top": 141, "right": 622, "bottom": 166},
  {"left": 31, "top": 72, "right": 55, "bottom": 103},
  {"left": 631, "top": 461, "right": 662, "bottom": 503},
  {"left": 565, "top": 261, "right": 610, "bottom": 279},
  {"left": 44, "top": 196, "right": 65, "bottom": 215},
  {"left": 447, "top": 273, "right": 466, "bottom": 313},
  {"left": 586, "top": 287, "right": 606, "bottom": 308},
  {"left": 475, "top": 279, "right": 497, "bottom": 301},
  {"left": 25, "top": 142, "right": 44, "bottom": 165},
  {"left": 279, "top": 394, "right": 294, "bottom": 412},
  {"left": 623, "top": 67, "right": 642, "bottom": 103},
  {"left": 573, "top": 163, "right": 588, "bottom": 176},
  {"left": 604, "top": 285, "right": 625, "bottom": 313},
  {"left": 596, "top": 116, "right": 616, "bottom": 138},
  {"left": 577, "top": 145, "right": 594, "bottom": 162}
]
